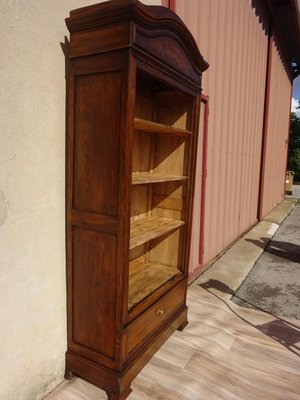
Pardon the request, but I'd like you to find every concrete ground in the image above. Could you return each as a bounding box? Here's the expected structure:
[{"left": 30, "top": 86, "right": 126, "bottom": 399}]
[
  {"left": 195, "top": 198, "right": 299, "bottom": 319},
  {"left": 234, "top": 204, "right": 300, "bottom": 319}
]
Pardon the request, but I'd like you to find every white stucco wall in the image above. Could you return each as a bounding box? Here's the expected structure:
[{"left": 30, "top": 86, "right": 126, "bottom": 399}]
[{"left": 0, "top": 1, "right": 161, "bottom": 399}]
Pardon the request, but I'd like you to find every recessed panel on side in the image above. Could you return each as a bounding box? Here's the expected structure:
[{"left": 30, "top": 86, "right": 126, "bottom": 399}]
[
  {"left": 72, "top": 227, "right": 117, "bottom": 360},
  {"left": 73, "top": 71, "right": 121, "bottom": 215}
]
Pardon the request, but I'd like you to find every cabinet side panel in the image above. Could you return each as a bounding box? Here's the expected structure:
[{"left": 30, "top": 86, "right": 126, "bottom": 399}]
[
  {"left": 73, "top": 72, "right": 121, "bottom": 215},
  {"left": 72, "top": 227, "right": 117, "bottom": 359}
]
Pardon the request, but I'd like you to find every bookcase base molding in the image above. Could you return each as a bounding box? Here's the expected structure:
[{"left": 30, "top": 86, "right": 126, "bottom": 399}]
[{"left": 65, "top": 308, "right": 187, "bottom": 400}]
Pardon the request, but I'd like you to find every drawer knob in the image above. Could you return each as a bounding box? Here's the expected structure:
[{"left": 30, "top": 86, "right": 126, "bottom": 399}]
[{"left": 156, "top": 309, "right": 164, "bottom": 316}]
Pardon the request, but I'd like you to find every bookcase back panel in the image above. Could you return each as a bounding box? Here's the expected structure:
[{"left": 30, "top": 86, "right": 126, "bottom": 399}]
[
  {"left": 151, "top": 207, "right": 182, "bottom": 220},
  {"left": 130, "top": 181, "right": 185, "bottom": 221},
  {"left": 129, "top": 246, "right": 148, "bottom": 263},
  {"left": 149, "top": 229, "right": 183, "bottom": 268},
  {"left": 128, "top": 239, "right": 182, "bottom": 310},
  {"left": 153, "top": 136, "right": 188, "bottom": 176},
  {"left": 130, "top": 186, "right": 150, "bottom": 221},
  {"left": 73, "top": 71, "right": 121, "bottom": 216},
  {"left": 132, "top": 131, "right": 153, "bottom": 173},
  {"left": 135, "top": 94, "right": 155, "bottom": 120},
  {"left": 151, "top": 181, "right": 185, "bottom": 204},
  {"left": 152, "top": 188, "right": 184, "bottom": 221},
  {"left": 155, "top": 92, "right": 194, "bottom": 130}
]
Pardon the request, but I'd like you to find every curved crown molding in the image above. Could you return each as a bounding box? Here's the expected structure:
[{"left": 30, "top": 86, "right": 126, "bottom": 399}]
[{"left": 66, "top": 0, "right": 209, "bottom": 74}]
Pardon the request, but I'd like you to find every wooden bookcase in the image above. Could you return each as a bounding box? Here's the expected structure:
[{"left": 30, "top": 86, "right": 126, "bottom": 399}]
[{"left": 65, "top": 1, "right": 208, "bottom": 399}]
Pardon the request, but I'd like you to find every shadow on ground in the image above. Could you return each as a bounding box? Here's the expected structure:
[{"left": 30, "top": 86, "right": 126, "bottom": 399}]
[
  {"left": 246, "top": 237, "right": 300, "bottom": 263},
  {"left": 199, "top": 280, "right": 300, "bottom": 358}
]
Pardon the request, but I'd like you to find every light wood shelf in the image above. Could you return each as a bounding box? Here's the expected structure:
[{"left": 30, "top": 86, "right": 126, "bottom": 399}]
[
  {"left": 132, "top": 172, "right": 188, "bottom": 185},
  {"left": 130, "top": 216, "right": 184, "bottom": 250},
  {"left": 128, "top": 260, "right": 182, "bottom": 309},
  {"left": 134, "top": 117, "right": 192, "bottom": 137}
]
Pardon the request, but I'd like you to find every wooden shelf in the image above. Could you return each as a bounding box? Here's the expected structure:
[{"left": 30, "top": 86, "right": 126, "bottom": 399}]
[
  {"left": 128, "top": 260, "right": 182, "bottom": 309},
  {"left": 130, "top": 216, "right": 184, "bottom": 250},
  {"left": 134, "top": 118, "right": 192, "bottom": 137},
  {"left": 132, "top": 172, "right": 188, "bottom": 185}
]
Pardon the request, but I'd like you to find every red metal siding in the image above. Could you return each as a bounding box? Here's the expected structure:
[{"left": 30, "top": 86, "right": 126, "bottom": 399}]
[
  {"left": 175, "top": 0, "right": 269, "bottom": 269},
  {"left": 260, "top": 41, "right": 292, "bottom": 218},
  {"left": 189, "top": 96, "right": 209, "bottom": 276}
]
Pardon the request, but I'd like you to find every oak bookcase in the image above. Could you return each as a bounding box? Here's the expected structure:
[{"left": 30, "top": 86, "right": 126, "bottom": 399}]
[{"left": 65, "top": 1, "right": 208, "bottom": 399}]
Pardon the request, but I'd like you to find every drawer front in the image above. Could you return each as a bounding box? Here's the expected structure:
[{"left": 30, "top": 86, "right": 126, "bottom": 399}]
[{"left": 126, "top": 281, "right": 186, "bottom": 354}]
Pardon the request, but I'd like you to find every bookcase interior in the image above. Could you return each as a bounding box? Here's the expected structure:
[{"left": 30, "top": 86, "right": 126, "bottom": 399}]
[{"left": 129, "top": 70, "right": 195, "bottom": 311}]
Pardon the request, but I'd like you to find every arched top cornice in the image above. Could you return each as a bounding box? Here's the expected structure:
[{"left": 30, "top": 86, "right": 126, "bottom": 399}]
[{"left": 66, "top": 0, "right": 209, "bottom": 75}]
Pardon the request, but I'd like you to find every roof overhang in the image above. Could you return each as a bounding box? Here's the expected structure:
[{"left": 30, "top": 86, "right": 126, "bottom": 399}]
[{"left": 267, "top": 0, "right": 300, "bottom": 79}]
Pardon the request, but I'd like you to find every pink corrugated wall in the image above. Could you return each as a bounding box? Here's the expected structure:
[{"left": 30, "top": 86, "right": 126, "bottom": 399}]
[
  {"left": 174, "top": 0, "right": 269, "bottom": 270},
  {"left": 260, "top": 41, "right": 292, "bottom": 218},
  {"left": 189, "top": 98, "right": 205, "bottom": 275}
]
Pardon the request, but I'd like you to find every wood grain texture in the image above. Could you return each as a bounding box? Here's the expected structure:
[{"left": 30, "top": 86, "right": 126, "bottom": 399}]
[
  {"left": 127, "top": 282, "right": 186, "bottom": 354},
  {"left": 134, "top": 118, "right": 191, "bottom": 137},
  {"left": 155, "top": 92, "right": 193, "bottom": 131},
  {"left": 130, "top": 216, "right": 184, "bottom": 249},
  {"left": 152, "top": 195, "right": 183, "bottom": 211},
  {"left": 70, "top": 210, "right": 118, "bottom": 235},
  {"left": 132, "top": 172, "right": 188, "bottom": 185},
  {"left": 72, "top": 228, "right": 117, "bottom": 360},
  {"left": 46, "top": 285, "right": 300, "bottom": 400},
  {"left": 128, "top": 260, "right": 182, "bottom": 309},
  {"left": 149, "top": 229, "right": 183, "bottom": 270},
  {"left": 107, "top": 387, "right": 132, "bottom": 400},
  {"left": 73, "top": 71, "right": 121, "bottom": 216},
  {"left": 153, "top": 127, "right": 189, "bottom": 179},
  {"left": 69, "top": 22, "right": 130, "bottom": 58}
]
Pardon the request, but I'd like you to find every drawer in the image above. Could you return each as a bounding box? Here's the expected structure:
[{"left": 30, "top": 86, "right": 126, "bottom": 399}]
[{"left": 126, "top": 280, "right": 186, "bottom": 354}]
